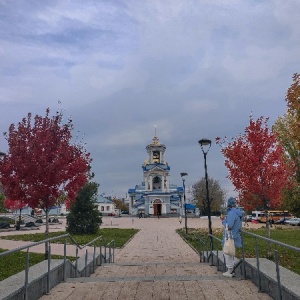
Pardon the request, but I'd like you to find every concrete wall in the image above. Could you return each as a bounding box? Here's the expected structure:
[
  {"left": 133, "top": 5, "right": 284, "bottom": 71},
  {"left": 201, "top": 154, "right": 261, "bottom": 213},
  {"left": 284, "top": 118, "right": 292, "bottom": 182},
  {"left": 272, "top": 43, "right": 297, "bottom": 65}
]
[
  {"left": 208, "top": 251, "right": 300, "bottom": 300},
  {"left": 1, "top": 252, "right": 104, "bottom": 300}
]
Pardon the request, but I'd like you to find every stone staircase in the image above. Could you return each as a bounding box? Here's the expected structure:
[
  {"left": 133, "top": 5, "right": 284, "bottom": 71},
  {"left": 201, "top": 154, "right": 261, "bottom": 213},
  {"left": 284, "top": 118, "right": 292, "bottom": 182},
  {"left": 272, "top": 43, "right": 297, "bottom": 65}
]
[{"left": 50, "top": 260, "right": 251, "bottom": 300}]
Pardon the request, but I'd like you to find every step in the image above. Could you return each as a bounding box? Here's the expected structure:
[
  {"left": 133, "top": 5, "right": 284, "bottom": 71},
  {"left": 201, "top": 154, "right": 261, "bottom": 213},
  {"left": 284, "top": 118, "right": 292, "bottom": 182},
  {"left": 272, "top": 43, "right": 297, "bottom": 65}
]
[{"left": 67, "top": 261, "right": 222, "bottom": 284}]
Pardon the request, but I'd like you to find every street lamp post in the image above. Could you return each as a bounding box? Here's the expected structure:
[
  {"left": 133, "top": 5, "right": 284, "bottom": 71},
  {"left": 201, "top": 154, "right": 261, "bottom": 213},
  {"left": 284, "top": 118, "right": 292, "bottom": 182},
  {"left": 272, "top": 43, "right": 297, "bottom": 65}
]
[
  {"left": 180, "top": 172, "right": 188, "bottom": 234},
  {"left": 198, "top": 139, "right": 212, "bottom": 239}
]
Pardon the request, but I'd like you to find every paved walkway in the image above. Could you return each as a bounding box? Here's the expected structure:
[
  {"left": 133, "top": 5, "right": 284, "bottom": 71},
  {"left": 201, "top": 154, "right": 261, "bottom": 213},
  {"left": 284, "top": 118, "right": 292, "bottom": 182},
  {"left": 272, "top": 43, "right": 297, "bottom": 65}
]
[{"left": 35, "top": 217, "right": 271, "bottom": 300}]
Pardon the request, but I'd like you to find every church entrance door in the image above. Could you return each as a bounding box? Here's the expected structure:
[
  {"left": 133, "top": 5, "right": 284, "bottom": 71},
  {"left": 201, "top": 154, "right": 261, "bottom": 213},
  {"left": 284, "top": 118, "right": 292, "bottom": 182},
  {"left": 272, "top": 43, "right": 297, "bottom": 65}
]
[{"left": 153, "top": 199, "right": 162, "bottom": 216}]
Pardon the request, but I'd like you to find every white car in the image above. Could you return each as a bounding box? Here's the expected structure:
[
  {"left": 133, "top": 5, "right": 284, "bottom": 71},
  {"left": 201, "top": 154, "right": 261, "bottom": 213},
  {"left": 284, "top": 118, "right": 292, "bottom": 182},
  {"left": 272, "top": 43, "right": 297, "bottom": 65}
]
[
  {"left": 243, "top": 215, "right": 252, "bottom": 222},
  {"left": 285, "top": 218, "right": 300, "bottom": 226}
]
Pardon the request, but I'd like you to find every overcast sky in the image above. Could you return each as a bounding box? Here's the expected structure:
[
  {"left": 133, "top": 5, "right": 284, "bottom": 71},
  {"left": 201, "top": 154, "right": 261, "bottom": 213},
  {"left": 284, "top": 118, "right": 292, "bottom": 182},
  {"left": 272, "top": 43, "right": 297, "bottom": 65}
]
[{"left": 0, "top": 1, "right": 299, "bottom": 199}]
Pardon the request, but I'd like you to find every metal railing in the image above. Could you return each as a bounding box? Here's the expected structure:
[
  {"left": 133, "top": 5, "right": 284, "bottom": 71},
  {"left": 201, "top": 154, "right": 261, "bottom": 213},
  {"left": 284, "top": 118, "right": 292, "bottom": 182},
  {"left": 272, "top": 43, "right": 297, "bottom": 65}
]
[
  {"left": 0, "top": 233, "right": 115, "bottom": 300},
  {"left": 196, "top": 230, "right": 300, "bottom": 300},
  {"left": 197, "top": 234, "right": 211, "bottom": 263},
  {"left": 241, "top": 230, "right": 300, "bottom": 298}
]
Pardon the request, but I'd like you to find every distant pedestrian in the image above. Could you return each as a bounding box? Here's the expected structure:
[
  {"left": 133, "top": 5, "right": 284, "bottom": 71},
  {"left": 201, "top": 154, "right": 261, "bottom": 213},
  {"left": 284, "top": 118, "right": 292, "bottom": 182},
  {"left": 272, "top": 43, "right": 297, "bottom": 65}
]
[
  {"left": 222, "top": 197, "right": 243, "bottom": 278},
  {"left": 179, "top": 216, "right": 182, "bottom": 224}
]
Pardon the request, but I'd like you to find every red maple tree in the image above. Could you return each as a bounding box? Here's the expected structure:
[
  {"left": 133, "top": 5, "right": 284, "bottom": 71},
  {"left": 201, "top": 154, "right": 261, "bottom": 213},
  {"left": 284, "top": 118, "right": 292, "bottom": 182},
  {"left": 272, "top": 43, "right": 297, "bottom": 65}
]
[
  {"left": 0, "top": 108, "right": 91, "bottom": 240},
  {"left": 4, "top": 199, "right": 27, "bottom": 213},
  {"left": 216, "top": 115, "right": 295, "bottom": 212}
]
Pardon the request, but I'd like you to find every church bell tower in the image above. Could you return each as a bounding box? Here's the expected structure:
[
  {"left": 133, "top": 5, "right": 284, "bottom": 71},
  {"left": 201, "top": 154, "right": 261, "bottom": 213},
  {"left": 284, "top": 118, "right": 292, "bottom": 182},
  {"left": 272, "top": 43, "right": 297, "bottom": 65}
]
[
  {"left": 128, "top": 127, "right": 182, "bottom": 217},
  {"left": 144, "top": 127, "right": 169, "bottom": 193}
]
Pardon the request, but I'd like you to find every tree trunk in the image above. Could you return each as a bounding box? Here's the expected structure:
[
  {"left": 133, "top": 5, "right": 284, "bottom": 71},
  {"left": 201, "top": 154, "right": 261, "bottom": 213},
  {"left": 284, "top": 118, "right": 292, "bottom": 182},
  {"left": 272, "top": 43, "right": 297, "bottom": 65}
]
[
  {"left": 44, "top": 209, "right": 49, "bottom": 260},
  {"left": 16, "top": 207, "right": 22, "bottom": 230},
  {"left": 265, "top": 211, "right": 272, "bottom": 258}
]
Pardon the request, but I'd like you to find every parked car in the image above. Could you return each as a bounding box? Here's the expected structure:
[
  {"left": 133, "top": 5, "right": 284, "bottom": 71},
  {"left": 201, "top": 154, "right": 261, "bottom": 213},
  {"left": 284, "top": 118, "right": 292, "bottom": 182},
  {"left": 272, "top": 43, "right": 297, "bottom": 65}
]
[
  {"left": 286, "top": 218, "right": 300, "bottom": 226},
  {"left": 275, "top": 217, "right": 291, "bottom": 225},
  {"left": 244, "top": 215, "right": 252, "bottom": 222}
]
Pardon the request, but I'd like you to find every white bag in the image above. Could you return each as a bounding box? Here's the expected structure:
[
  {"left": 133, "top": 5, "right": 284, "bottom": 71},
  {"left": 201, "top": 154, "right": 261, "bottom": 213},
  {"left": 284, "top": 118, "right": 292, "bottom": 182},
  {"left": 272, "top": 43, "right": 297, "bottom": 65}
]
[{"left": 223, "top": 225, "right": 235, "bottom": 256}]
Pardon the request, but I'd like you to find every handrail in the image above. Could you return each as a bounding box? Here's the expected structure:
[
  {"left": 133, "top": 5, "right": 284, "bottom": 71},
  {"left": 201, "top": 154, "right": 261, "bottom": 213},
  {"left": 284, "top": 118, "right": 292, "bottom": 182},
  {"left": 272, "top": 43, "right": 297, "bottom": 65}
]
[
  {"left": 242, "top": 230, "right": 300, "bottom": 253},
  {"left": 78, "top": 235, "right": 103, "bottom": 248},
  {"left": 198, "top": 230, "right": 300, "bottom": 300},
  {"left": 0, "top": 234, "right": 71, "bottom": 257},
  {"left": 197, "top": 235, "right": 210, "bottom": 263},
  {"left": 208, "top": 234, "right": 222, "bottom": 267},
  {"left": 105, "top": 239, "right": 115, "bottom": 263},
  {"left": 0, "top": 233, "right": 115, "bottom": 300},
  {"left": 208, "top": 234, "right": 222, "bottom": 243},
  {"left": 240, "top": 230, "right": 300, "bottom": 299},
  {"left": 0, "top": 233, "right": 103, "bottom": 257}
]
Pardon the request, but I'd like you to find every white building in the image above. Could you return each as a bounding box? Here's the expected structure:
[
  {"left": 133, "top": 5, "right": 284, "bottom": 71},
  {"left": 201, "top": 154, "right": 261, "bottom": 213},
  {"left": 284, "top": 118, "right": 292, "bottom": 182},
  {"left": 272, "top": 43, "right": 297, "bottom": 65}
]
[{"left": 95, "top": 194, "right": 116, "bottom": 216}]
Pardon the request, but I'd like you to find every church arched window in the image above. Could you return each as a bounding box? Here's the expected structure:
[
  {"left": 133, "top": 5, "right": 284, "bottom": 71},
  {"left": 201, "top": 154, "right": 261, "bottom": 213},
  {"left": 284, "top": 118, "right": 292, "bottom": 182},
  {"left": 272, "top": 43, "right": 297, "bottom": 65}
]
[{"left": 153, "top": 176, "right": 161, "bottom": 190}]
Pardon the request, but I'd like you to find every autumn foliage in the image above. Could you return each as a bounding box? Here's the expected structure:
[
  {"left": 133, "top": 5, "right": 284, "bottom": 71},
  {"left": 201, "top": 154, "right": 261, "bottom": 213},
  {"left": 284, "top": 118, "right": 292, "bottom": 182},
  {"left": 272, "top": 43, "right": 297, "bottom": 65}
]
[
  {"left": 4, "top": 199, "right": 27, "bottom": 212},
  {"left": 286, "top": 73, "right": 300, "bottom": 150},
  {"left": 216, "top": 115, "right": 295, "bottom": 211},
  {"left": 273, "top": 73, "right": 300, "bottom": 215},
  {"left": 0, "top": 108, "right": 91, "bottom": 214}
]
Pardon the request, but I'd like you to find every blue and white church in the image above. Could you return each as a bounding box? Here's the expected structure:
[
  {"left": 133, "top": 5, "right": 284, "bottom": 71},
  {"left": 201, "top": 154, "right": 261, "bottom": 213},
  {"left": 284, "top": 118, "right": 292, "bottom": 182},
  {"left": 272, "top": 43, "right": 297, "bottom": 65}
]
[{"left": 128, "top": 130, "right": 183, "bottom": 217}]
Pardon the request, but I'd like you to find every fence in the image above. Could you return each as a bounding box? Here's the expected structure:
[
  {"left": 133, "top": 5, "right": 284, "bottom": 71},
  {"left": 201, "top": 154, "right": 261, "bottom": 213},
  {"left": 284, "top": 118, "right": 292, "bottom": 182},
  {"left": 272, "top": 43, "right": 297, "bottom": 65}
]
[
  {"left": 196, "top": 230, "right": 300, "bottom": 300},
  {"left": 0, "top": 233, "right": 115, "bottom": 300}
]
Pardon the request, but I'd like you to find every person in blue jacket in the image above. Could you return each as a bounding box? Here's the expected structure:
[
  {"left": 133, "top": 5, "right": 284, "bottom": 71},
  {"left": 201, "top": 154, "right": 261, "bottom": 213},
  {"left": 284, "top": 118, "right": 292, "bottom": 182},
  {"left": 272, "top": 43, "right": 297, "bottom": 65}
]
[{"left": 222, "top": 197, "right": 243, "bottom": 277}]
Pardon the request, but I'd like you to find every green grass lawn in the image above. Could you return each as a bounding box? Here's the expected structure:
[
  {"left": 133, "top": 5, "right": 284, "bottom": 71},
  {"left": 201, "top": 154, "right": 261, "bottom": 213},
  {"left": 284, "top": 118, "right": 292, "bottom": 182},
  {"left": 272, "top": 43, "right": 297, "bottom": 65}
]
[
  {"left": 0, "top": 250, "right": 75, "bottom": 281},
  {"left": 0, "top": 228, "right": 139, "bottom": 281},
  {"left": 177, "top": 226, "right": 300, "bottom": 275},
  {"left": 0, "top": 228, "right": 139, "bottom": 248}
]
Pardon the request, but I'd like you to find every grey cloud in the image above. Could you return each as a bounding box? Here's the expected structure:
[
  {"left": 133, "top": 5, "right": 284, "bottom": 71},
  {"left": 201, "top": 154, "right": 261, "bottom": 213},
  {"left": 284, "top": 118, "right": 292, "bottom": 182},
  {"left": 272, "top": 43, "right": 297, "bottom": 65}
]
[{"left": 0, "top": 0, "right": 299, "bottom": 198}]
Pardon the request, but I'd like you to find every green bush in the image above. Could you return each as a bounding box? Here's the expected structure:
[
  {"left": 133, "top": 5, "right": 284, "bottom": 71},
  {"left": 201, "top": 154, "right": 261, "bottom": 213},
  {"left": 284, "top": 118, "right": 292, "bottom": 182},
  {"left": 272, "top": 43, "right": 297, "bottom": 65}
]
[{"left": 67, "top": 182, "right": 102, "bottom": 234}]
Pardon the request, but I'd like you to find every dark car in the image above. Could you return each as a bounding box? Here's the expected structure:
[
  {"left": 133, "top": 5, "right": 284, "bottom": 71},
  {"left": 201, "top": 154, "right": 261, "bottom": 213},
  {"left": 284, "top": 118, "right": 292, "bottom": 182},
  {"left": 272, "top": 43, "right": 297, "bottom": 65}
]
[{"left": 243, "top": 215, "right": 252, "bottom": 222}]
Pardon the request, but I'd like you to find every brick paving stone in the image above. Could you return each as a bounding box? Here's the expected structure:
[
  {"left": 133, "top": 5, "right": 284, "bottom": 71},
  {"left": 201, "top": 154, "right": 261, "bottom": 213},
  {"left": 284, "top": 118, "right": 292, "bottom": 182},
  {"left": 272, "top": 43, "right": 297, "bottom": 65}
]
[
  {"left": 36, "top": 283, "right": 73, "bottom": 300},
  {"left": 36, "top": 217, "right": 272, "bottom": 300},
  {"left": 152, "top": 281, "right": 170, "bottom": 300},
  {"left": 184, "top": 281, "right": 204, "bottom": 299},
  {"left": 102, "top": 282, "right": 124, "bottom": 299},
  {"left": 117, "top": 281, "right": 139, "bottom": 300},
  {"left": 85, "top": 282, "right": 107, "bottom": 300},
  {"left": 200, "top": 280, "right": 223, "bottom": 299}
]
